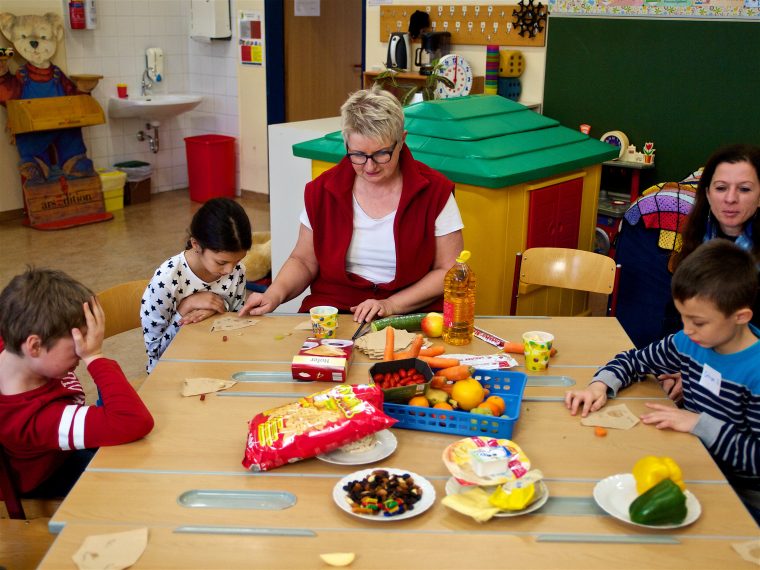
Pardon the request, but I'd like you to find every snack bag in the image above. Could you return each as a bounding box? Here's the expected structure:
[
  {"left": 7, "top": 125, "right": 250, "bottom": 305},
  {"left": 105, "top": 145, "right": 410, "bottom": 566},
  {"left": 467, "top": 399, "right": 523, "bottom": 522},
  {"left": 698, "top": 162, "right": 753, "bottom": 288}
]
[{"left": 243, "top": 384, "right": 396, "bottom": 471}]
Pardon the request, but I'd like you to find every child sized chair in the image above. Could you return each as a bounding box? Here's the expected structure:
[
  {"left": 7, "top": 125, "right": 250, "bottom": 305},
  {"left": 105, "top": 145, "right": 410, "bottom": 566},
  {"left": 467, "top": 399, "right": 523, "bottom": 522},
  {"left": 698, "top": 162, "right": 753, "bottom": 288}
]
[
  {"left": 96, "top": 279, "right": 150, "bottom": 391},
  {"left": 510, "top": 247, "right": 621, "bottom": 317},
  {"left": 97, "top": 279, "right": 150, "bottom": 339},
  {"left": 0, "top": 444, "right": 25, "bottom": 519}
]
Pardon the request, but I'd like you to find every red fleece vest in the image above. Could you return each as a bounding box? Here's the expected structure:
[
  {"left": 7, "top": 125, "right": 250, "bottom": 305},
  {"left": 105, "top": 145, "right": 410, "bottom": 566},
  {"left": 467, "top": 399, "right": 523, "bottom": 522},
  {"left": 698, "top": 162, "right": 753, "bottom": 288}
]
[{"left": 300, "top": 145, "right": 453, "bottom": 312}]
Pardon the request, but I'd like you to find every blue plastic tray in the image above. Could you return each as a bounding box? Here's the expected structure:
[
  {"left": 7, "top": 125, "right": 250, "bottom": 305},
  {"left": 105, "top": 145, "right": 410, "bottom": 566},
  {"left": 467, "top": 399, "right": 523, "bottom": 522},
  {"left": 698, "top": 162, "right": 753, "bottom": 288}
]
[{"left": 383, "top": 369, "right": 527, "bottom": 439}]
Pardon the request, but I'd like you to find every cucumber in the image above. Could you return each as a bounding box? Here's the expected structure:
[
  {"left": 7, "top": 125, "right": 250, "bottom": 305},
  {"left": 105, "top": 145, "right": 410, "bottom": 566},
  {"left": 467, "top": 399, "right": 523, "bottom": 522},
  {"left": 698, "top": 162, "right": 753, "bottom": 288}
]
[{"left": 370, "top": 313, "right": 427, "bottom": 332}]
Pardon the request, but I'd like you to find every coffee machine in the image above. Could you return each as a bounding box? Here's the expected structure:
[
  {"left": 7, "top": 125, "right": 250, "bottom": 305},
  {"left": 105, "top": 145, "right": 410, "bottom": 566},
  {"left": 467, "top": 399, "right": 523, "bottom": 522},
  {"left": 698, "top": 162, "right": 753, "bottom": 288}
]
[{"left": 414, "top": 31, "right": 451, "bottom": 75}]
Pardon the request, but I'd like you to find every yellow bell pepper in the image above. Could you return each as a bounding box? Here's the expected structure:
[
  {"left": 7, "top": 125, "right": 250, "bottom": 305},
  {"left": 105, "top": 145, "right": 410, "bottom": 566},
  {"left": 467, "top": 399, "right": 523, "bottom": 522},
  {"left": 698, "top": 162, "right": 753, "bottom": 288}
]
[{"left": 632, "top": 456, "right": 686, "bottom": 495}]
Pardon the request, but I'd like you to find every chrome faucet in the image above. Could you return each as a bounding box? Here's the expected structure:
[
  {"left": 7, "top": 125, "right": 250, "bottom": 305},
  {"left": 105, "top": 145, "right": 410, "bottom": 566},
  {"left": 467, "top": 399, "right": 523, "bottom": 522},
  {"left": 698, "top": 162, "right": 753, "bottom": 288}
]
[{"left": 141, "top": 68, "right": 153, "bottom": 96}]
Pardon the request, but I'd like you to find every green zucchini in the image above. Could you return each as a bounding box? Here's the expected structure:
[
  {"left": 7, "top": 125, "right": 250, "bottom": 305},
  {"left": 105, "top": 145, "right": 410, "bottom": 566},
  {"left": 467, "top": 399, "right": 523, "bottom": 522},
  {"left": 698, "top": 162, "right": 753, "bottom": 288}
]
[{"left": 370, "top": 313, "right": 427, "bottom": 332}]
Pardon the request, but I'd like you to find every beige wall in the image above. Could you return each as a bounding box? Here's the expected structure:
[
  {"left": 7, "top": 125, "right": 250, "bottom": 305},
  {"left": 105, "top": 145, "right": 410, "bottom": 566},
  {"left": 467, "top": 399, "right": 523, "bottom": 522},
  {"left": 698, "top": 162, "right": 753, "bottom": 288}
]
[
  {"left": 0, "top": 1, "right": 67, "bottom": 213},
  {"left": 364, "top": 0, "right": 546, "bottom": 106},
  {"left": 237, "top": 0, "right": 269, "bottom": 195}
]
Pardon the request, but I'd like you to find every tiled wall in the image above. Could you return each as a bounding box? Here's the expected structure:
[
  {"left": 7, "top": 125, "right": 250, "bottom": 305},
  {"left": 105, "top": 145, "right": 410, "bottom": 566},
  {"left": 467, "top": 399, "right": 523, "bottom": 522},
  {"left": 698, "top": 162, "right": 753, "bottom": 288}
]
[{"left": 64, "top": 0, "right": 239, "bottom": 193}]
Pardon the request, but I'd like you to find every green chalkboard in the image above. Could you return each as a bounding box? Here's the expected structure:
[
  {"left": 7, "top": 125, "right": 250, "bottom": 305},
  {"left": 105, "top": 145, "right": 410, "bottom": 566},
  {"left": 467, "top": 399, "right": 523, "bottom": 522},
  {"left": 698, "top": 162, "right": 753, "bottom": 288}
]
[{"left": 544, "top": 17, "right": 760, "bottom": 183}]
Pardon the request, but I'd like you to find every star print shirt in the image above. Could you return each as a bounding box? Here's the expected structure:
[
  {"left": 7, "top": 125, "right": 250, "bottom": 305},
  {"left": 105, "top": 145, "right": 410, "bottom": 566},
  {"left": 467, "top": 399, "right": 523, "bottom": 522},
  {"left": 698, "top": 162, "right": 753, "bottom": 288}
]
[{"left": 141, "top": 251, "right": 247, "bottom": 372}]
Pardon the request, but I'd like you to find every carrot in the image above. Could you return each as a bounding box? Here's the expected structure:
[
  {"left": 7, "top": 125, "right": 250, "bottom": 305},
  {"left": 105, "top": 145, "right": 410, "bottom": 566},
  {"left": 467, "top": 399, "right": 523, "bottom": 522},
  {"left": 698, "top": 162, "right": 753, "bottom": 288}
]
[
  {"left": 430, "top": 375, "right": 454, "bottom": 394},
  {"left": 394, "top": 351, "right": 413, "bottom": 360},
  {"left": 503, "top": 341, "right": 558, "bottom": 357},
  {"left": 502, "top": 341, "right": 525, "bottom": 354},
  {"left": 594, "top": 426, "right": 608, "bottom": 437},
  {"left": 384, "top": 326, "right": 395, "bottom": 361},
  {"left": 436, "top": 364, "right": 473, "bottom": 381},
  {"left": 419, "top": 345, "right": 445, "bottom": 357},
  {"left": 409, "top": 334, "right": 424, "bottom": 358},
  {"left": 418, "top": 355, "right": 460, "bottom": 369}
]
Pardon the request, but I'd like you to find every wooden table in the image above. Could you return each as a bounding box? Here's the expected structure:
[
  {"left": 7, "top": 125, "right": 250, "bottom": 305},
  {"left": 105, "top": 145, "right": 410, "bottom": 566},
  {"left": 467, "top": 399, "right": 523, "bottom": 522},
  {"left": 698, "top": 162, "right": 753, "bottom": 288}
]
[{"left": 40, "top": 316, "right": 759, "bottom": 569}]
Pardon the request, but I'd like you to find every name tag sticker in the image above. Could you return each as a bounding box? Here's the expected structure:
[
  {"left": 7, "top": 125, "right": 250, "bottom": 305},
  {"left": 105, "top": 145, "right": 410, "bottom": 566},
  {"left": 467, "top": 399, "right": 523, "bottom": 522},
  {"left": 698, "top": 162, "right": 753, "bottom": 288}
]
[{"left": 699, "top": 363, "right": 722, "bottom": 397}]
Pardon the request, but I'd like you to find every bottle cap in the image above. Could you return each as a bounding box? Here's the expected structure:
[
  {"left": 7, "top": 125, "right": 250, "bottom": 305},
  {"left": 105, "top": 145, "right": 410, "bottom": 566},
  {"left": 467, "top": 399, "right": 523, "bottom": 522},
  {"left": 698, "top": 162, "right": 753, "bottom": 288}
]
[{"left": 456, "top": 250, "right": 471, "bottom": 263}]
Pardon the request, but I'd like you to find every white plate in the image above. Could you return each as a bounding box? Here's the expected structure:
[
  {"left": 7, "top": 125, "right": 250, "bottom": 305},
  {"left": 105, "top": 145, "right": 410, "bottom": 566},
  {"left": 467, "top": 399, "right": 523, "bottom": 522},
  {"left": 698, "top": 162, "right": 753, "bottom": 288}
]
[
  {"left": 333, "top": 468, "right": 436, "bottom": 521},
  {"left": 317, "top": 430, "right": 397, "bottom": 466},
  {"left": 445, "top": 477, "right": 549, "bottom": 517},
  {"left": 593, "top": 473, "right": 701, "bottom": 529}
]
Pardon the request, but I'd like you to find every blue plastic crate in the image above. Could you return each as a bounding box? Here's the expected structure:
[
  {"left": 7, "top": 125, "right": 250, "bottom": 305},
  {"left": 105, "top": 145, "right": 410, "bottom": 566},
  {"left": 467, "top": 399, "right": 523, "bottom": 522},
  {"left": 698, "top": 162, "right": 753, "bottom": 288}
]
[{"left": 383, "top": 369, "right": 527, "bottom": 439}]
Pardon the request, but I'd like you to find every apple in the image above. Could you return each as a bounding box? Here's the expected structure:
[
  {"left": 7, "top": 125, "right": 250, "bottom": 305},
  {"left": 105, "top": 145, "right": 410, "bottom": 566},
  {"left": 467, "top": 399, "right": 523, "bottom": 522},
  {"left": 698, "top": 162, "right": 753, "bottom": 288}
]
[{"left": 421, "top": 312, "right": 443, "bottom": 338}]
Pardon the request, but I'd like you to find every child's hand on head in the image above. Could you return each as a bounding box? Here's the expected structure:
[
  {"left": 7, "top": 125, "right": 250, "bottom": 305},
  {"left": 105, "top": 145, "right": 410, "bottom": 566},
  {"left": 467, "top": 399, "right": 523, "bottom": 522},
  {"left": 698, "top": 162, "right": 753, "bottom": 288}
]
[
  {"left": 72, "top": 297, "right": 105, "bottom": 365},
  {"left": 640, "top": 403, "right": 699, "bottom": 433},
  {"left": 565, "top": 382, "right": 608, "bottom": 417}
]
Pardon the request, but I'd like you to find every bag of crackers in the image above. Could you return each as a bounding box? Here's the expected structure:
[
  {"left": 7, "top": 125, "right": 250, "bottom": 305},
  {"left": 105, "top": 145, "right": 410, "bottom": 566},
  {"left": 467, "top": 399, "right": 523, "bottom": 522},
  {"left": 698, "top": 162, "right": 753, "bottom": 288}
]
[{"left": 242, "top": 384, "right": 396, "bottom": 471}]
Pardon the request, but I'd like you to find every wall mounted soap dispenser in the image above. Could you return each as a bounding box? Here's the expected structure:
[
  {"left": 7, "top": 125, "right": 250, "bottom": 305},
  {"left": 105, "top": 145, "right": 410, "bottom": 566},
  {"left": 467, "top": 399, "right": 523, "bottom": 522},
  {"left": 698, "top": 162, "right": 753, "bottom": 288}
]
[{"left": 146, "top": 48, "right": 163, "bottom": 82}]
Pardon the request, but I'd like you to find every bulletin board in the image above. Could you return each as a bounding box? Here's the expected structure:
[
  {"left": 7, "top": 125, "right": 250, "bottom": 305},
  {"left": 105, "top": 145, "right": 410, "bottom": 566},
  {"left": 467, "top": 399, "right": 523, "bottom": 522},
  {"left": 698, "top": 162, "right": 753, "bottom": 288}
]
[
  {"left": 380, "top": 3, "right": 549, "bottom": 46},
  {"left": 543, "top": 17, "right": 760, "bottom": 182}
]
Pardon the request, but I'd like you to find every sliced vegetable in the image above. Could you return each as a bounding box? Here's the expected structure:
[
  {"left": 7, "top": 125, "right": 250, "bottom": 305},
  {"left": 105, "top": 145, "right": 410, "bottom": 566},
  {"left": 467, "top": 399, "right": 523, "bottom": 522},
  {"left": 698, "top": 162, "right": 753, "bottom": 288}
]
[
  {"left": 632, "top": 456, "right": 685, "bottom": 495},
  {"left": 370, "top": 313, "right": 426, "bottom": 332},
  {"left": 628, "top": 478, "right": 687, "bottom": 526}
]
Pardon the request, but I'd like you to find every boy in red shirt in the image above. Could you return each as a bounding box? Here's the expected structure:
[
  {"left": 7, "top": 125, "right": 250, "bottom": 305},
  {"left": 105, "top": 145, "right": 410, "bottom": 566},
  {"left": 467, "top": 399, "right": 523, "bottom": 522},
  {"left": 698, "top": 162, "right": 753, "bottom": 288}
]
[{"left": 0, "top": 268, "right": 154, "bottom": 498}]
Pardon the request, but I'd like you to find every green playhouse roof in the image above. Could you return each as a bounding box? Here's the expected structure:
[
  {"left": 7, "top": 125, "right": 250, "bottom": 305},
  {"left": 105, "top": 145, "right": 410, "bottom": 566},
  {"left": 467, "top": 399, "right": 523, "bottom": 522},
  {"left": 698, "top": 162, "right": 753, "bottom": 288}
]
[{"left": 292, "top": 95, "right": 620, "bottom": 189}]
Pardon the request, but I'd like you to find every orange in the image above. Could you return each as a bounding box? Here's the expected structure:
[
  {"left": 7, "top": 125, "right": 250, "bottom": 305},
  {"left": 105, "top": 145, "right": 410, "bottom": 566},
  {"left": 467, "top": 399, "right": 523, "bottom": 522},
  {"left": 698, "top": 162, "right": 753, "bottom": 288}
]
[
  {"left": 477, "top": 401, "right": 501, "bottom": 416},
  {"left": 486, "top": 395, "right": 506, "bottom": 416},
  {"left": 433, "top": 402, "right": 453, "bottom": 410},
  {"left": 408, "top": 396, "right": 430, "bottom": 407}
]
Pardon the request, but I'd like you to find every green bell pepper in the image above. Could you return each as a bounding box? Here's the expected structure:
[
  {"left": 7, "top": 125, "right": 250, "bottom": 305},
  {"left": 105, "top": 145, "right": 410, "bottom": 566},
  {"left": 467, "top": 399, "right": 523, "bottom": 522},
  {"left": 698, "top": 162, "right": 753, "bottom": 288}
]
[{"left": 628, "top": 478, "right": 687, "bottom": 526}]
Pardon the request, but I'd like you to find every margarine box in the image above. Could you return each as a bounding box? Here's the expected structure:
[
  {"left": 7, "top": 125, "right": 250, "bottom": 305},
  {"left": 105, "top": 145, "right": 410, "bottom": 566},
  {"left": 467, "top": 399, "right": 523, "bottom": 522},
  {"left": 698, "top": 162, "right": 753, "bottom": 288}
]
[{"left": 291, "top": 338, "right": 354, "bottom": 382}]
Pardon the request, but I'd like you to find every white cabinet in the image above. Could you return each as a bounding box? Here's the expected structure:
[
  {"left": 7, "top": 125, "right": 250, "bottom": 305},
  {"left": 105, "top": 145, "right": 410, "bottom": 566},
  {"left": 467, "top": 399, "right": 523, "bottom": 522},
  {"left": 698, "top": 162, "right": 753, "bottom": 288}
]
[{"left": 267, "top": 117, "right": 341, "bottom": 313}]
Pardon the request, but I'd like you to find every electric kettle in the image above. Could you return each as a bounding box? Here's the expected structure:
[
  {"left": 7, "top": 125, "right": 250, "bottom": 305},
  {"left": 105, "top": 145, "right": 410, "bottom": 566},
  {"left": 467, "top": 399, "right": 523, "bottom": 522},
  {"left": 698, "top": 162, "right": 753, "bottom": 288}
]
[{"left": 386, "top": 32, "right": 412, "bottom": 71}]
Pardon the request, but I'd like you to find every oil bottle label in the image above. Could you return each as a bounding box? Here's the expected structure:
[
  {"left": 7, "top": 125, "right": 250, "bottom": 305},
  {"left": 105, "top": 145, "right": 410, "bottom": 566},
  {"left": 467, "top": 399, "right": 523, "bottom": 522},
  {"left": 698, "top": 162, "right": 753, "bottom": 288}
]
[{"left": 443, "top": 300, "right": 456, "bottom": 327}]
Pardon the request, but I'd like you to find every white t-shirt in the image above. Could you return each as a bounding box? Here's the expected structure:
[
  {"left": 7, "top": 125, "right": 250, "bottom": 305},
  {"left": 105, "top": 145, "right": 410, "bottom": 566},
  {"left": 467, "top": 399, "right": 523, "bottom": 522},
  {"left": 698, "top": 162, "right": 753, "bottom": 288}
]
[{"left": 300, "top": 193, "right": 463, "bottom": 284}]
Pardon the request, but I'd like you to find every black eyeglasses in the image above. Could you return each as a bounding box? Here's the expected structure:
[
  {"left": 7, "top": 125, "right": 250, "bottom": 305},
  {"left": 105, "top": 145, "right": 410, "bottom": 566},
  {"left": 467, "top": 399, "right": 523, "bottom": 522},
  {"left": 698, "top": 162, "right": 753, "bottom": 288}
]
[{"left": 346, "top": 142, "right": 397, "bottom": 165}]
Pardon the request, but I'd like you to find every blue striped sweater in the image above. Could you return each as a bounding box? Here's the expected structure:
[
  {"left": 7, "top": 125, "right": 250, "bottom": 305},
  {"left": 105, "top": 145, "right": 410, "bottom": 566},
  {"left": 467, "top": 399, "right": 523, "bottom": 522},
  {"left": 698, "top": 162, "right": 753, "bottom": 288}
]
[{"left": 593, "top": 326, "right": 760, "bottom": 503}]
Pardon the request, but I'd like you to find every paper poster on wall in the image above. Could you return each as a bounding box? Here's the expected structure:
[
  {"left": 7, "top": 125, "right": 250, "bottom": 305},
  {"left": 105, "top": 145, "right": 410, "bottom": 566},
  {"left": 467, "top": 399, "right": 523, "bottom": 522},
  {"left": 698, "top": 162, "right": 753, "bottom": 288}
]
[
  {"left": 239, "top": 11, "right": 264, "bottom": 66},
  {"left": 549, "top": 0, "right": 759, "bottom": 17},
  {"left": 295, "top": 0, "right": 320, "bottom": 17}
]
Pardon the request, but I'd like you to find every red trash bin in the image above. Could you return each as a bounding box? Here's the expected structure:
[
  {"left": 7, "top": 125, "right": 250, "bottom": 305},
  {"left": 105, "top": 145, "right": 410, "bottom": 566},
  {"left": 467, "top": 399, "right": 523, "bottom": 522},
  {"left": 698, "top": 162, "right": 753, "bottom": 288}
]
[{"left": 184, "top": 134, "right": 236, "bottom": 203}]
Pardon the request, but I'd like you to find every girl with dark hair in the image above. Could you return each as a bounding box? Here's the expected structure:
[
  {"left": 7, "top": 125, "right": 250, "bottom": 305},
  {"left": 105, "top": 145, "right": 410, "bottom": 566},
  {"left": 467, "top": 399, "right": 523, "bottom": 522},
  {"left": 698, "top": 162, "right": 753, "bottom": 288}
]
[{"left": 141, "top": 198, "right": 252, "bottom": 372}]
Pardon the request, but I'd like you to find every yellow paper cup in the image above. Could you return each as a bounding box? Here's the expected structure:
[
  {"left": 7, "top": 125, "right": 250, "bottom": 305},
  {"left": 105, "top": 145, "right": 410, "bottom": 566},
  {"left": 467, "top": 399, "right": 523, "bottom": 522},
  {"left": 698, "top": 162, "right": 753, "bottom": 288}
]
[
  {"left": 522, "top": 331, "right": 554, "bottom": 371},
  {"left": 310, "top": 306, "right": 338, "bottom": 338}
]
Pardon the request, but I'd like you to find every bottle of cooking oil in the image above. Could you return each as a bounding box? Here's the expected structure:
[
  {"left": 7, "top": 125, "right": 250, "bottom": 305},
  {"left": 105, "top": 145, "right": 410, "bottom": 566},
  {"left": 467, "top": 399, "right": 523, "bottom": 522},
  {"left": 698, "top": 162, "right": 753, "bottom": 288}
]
[{"left": 442, "top": 250, "right": 476, "bottom": 345}]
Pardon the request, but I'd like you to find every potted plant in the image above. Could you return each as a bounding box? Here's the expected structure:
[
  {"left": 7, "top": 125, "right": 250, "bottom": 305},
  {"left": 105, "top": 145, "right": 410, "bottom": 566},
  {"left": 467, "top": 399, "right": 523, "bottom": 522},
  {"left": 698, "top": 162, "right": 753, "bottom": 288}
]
[{"left": 372, "top": 60, "right": 455, "bottom": 106}]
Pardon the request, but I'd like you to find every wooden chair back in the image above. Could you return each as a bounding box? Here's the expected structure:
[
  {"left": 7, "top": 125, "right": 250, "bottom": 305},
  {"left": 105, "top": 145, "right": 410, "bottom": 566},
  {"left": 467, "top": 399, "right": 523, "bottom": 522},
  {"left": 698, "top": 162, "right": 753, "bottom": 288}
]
[
  {"left": 510, "top": 247, "right": 621, "bottom": 316},
  {"left": 97, "top": 279, "right": 150, "bottom": 339},
  {"left": 0, "top": 444, "right": 26, "bottom": 519}
]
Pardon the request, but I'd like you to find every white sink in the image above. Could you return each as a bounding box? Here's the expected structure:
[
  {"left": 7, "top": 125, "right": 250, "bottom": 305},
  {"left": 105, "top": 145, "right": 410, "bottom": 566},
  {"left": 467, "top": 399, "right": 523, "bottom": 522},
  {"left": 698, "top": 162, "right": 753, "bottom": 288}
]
[{"left": 108, "top": 94, "right": 202, "bottom": 122}]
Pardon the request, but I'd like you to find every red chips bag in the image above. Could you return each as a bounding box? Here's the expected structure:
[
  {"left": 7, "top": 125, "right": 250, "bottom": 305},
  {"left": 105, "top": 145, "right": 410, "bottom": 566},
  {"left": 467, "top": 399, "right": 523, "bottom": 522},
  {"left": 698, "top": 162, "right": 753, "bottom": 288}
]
[{"left": 242, "top": 384, "right": 396, "bottom": 471}]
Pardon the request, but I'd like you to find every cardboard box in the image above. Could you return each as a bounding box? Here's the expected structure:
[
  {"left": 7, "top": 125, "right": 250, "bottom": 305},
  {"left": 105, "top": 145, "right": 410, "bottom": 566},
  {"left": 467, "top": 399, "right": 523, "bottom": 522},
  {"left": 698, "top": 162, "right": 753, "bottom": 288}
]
[{"left": 292, "top": 338, "right": 354, "bottom": 382}]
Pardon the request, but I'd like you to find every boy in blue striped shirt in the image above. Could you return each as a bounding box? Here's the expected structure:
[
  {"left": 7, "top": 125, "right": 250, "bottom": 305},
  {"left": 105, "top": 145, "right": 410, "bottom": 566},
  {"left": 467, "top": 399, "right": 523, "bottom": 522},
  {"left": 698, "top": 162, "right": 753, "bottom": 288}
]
[{"left": 566, "top": 240, "right": 760, "bottom": 522}]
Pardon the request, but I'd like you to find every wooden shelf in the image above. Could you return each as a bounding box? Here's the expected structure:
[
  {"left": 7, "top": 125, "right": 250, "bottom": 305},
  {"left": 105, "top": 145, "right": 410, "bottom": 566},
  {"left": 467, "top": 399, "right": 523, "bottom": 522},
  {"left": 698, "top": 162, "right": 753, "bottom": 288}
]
[{"left": 363, "top": 70, "right": 484, "bottom": 97}]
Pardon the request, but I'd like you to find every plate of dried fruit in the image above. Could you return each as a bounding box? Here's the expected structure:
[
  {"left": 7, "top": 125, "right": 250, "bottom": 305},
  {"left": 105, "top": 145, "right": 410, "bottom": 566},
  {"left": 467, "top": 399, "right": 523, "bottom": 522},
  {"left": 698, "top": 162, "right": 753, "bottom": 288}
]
[{"left": 333, "top": 468, "right": 435, "bottom": 521}]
